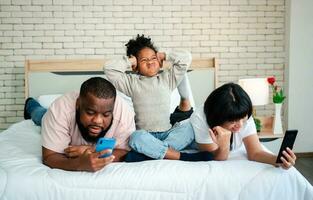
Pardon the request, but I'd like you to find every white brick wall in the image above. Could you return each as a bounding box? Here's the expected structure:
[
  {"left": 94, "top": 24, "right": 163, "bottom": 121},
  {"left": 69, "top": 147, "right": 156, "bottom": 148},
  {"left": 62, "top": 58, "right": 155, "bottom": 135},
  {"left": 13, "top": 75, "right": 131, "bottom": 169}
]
[{"left": 0, "top": 0, "right": 286, "bottom": 131}]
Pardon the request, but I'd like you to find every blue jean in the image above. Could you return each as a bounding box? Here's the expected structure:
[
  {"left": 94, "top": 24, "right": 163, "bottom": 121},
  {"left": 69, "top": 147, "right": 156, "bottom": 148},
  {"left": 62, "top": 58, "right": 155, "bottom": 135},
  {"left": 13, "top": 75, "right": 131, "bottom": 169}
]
[
  {"left": 31, "top": 107, "right": 46, "bottom": 126},
  {"left": 129, "top": 120, "right": 194, "bottom": 159},
  {"left": 26, "top": 98, "right": 47, "bottom": 126}
]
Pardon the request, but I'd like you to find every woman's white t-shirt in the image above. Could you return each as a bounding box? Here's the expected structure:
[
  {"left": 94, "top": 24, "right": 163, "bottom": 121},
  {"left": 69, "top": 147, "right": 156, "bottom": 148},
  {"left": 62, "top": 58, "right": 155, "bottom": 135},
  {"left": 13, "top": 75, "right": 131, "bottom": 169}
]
[{"left": 190, "top": 105, "right": 257, "bottom": 150}]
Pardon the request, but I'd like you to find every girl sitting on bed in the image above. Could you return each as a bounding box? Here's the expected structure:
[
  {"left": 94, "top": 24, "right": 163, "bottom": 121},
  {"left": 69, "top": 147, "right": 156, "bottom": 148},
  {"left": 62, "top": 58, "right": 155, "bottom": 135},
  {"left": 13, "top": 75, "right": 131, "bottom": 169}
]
[
  {"left": 104, "top": 34, "right": 213, "bottom": 162},
  {"left": 190, "top": 82, "right": 296, "bottom": 169}
]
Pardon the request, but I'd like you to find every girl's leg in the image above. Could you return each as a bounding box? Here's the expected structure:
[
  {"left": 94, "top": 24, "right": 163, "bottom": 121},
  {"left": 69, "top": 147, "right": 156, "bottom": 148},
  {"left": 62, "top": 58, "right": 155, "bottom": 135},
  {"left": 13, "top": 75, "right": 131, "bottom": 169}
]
[
  {"left": 163, "top": 120, "right": 195, "bottom": 151},
  {"left": 129, "top": 126, "right": 213, "bottom": 161},
  {"left": 177, "top": 74, "right": 192, "bottom": 111},
  {"left": 170, "top": 75, "right": 194, "bottom": 125},
  {"left": 163, "top": 121, "right": 214, "bottom": 161},
  {"left": 124, "top": 150, "right": 153, "bottom": 162},
  {"left": 129, "top": 130, "right": 168, "bottom": 159}
]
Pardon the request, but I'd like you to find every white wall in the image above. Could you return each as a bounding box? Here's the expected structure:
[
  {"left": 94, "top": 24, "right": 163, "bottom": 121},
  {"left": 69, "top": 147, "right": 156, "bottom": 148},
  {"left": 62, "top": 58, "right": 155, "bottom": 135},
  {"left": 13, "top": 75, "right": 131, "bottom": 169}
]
[
  {"left": 0, "top": 0, "right": 286, "bottom": 131},
  {"left": 286, "top": 0, "right": 313, "bottom": 152}
]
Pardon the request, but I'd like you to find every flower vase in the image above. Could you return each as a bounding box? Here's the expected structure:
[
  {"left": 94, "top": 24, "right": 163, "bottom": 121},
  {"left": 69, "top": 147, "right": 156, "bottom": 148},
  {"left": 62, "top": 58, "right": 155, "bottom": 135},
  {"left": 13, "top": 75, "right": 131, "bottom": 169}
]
[{"left": 273, "top": 103, "right": 283, "bottom": 135}]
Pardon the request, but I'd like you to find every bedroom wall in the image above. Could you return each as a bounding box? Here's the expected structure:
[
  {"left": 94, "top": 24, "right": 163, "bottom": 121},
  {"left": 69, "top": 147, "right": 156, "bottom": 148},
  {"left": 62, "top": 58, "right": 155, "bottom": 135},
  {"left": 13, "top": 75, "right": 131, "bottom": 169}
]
[
  {"left": 0, "top": 0, "right": 286, "bottom": 131},
  {"left": 285, "top": 0, "right": 313, "bottom": 152}
]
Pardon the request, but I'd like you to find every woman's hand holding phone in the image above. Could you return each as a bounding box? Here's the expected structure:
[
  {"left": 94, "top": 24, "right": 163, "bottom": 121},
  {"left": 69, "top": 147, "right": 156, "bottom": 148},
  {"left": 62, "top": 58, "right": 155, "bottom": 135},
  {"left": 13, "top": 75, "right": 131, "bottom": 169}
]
[{"left": 275, "top": 130, "right": 298, "bottom": 169}]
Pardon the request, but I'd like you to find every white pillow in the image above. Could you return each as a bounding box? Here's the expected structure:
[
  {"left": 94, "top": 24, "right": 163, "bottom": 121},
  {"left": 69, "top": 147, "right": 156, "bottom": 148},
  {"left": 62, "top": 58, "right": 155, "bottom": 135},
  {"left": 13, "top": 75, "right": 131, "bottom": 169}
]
[
  {"left": 37, "top": 94, "right": 62, "bottom": 109},
  {"left": 116, "top": 90, "right": 134, "bottom": 108}
]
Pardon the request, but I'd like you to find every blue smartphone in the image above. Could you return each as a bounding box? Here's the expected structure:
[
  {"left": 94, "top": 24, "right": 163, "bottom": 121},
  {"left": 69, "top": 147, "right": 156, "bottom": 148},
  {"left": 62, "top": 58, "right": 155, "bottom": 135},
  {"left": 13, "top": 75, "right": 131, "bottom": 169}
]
[{"left": 95, "top": 137, "right": 116, "bottom": 158}]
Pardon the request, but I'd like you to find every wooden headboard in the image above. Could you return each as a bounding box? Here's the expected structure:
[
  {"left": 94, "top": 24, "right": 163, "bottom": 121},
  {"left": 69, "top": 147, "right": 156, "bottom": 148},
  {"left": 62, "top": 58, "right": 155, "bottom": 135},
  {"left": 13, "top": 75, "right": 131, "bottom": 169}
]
[{"left": 25, "top": 58, "right": 218, "bottom": 107}]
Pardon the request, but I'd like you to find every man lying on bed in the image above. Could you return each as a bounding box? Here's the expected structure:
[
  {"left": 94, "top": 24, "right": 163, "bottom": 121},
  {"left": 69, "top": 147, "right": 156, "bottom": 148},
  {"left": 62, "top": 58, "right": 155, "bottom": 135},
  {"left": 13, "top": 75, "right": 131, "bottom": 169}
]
[{"left": 24, "top": 77, "right": 136, "bottom": 172}]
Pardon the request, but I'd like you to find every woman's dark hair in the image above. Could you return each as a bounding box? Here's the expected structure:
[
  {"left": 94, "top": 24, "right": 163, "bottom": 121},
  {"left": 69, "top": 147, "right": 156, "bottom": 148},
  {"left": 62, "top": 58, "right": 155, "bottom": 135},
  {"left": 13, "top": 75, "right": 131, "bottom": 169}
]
[
  {"left": 125, "top": 34, "right": 158, "bottom": 57},
  {"left": 80, "top": 77, "right": 116, "bottom": 99},
  {"left": 203, "top": 82, "right": 252, "bottom": 128}
]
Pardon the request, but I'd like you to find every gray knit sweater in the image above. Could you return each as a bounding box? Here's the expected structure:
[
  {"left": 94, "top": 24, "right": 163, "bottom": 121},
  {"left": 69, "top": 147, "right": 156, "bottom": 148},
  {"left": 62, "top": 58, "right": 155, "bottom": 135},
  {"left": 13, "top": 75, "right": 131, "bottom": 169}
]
[{"left": 104, "top": 50, "right": 191, "bottom": 132}]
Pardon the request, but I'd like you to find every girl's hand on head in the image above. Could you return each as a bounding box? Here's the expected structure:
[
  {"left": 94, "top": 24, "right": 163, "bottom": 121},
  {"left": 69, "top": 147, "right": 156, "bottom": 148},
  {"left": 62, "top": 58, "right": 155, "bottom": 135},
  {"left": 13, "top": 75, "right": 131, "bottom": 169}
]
[
  {"left": 157, "top": 52, "right": 165, "bottom": 68},
  {"left": 278, "top": 147, "right": 297, "bottom": 170},
  {"left": 212, "top": 126, "right": 232, "bottom": 147},
  {"left": 209, "top": 129, "right": 217, "bottom": 144},
  {"left": 129, "top": 56, "right": 137, "bottom": 72}
]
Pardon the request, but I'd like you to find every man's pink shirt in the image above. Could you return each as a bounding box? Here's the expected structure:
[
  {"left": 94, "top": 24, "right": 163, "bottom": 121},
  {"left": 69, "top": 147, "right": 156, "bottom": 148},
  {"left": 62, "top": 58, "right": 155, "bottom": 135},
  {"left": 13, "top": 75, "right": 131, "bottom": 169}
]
[{"left": 41, "top": 92, "right": 135, "bottom": 153}]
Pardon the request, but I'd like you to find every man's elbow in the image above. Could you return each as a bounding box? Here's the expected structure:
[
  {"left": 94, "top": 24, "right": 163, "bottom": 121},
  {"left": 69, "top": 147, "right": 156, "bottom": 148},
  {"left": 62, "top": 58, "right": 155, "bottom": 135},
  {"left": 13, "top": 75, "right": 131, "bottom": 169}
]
[
  {"left": 42, "top": 156, "right": 52, "bottom": 168},
  {"left": 42, "top": 159, "right": 49, "bottom": 166},
  {"left": 42, "top": 148, "right": 58, "bottom": 168},
  {"left": 42, "top": 153, "right": 54, "bottom": 167}
]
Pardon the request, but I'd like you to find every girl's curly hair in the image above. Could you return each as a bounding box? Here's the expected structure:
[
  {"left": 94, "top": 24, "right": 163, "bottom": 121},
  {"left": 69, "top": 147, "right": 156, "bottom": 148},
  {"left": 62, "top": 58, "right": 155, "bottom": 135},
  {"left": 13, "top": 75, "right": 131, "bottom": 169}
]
[{"left": 125, "top": 34, "right": 158, "bottom": 57}]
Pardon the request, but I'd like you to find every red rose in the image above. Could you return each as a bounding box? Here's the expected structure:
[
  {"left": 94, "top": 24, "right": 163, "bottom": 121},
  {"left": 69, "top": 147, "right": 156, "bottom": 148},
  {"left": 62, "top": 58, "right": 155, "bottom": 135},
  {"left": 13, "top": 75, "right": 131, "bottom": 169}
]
[
  {"left": 267, "top": 76, "right": 275, "bottom": 85},
  {"left": 267, "top": 76, "right": 286, "bottom": 103}
]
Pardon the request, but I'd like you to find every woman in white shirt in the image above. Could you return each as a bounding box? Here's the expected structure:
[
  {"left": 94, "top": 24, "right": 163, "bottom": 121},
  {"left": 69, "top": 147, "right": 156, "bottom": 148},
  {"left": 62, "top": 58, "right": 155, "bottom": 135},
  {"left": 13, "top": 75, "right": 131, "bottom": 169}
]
[{"left": 190, "top": 82, "right": 296, "bottom": 169}]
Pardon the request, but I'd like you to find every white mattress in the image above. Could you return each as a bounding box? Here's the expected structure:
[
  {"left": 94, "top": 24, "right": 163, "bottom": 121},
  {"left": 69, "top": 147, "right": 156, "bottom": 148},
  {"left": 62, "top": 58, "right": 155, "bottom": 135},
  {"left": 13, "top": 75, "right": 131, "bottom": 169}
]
[{"left": 0, "top": 120, "right": 312, "bottom": 200}]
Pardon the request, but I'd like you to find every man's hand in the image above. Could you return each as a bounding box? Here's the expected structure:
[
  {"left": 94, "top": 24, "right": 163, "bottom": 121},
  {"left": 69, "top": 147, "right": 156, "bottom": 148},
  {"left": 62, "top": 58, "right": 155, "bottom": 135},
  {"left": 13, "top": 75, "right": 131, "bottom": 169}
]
[
  {"left": 42, "top": 146, "right": 114, "bottom": 172},
  {"left": 77, "top": 148, "right": 115, "bottom": 172},
  {"left": 64, "top": 145, "right": 93, "bottom": 158},
  {"left": 129, "top": 56, "right": 137, "bottom": 72}
]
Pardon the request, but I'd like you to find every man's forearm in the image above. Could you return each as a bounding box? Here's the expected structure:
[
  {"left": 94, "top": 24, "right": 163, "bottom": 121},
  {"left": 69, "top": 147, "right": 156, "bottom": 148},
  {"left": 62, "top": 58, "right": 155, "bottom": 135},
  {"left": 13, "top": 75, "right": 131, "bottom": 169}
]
[
  {"left": 43, "top": 146, "right": 119, "bottom": 172},
  {"left": 43, "top": 146, "right": 91, "bottom": 171},
  {"left": 43, "top": 152, "right": 81, "bottom": 171}
]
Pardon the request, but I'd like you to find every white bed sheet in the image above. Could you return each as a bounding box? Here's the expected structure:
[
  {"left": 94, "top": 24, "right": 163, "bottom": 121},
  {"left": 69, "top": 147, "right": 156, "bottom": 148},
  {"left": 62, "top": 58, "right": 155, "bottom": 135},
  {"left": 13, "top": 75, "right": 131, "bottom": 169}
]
[{"left": 0, "top": 120, "right": 312, "bottom": 200}]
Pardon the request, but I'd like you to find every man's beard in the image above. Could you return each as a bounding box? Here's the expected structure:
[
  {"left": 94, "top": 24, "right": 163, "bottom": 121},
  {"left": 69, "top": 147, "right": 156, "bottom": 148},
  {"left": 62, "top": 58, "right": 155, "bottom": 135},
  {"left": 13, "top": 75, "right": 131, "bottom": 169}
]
[{"left": 75, "top": 110, "right": 113, "bottom": 144}]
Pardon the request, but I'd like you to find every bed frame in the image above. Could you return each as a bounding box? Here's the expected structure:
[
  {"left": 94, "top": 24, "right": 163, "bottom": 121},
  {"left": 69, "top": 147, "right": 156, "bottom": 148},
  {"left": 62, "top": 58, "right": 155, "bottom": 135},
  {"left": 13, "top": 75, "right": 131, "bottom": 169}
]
[{"left": 24, "top": 58, "right": 218, "bottom": 107}]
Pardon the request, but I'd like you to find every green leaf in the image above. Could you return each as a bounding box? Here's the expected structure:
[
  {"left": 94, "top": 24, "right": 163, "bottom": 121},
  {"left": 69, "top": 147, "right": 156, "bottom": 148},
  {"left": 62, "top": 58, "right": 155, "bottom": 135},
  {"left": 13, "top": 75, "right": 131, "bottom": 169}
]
[{"left": 254, "top": 118, "right": 261, "bottom": 132}]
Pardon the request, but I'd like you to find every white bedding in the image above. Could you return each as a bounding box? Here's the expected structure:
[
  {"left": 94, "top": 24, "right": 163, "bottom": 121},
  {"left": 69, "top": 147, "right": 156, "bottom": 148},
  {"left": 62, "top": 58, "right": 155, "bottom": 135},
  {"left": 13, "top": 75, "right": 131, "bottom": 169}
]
[{"left": 0, "top": 120, "right": 312, "bottom": 200}]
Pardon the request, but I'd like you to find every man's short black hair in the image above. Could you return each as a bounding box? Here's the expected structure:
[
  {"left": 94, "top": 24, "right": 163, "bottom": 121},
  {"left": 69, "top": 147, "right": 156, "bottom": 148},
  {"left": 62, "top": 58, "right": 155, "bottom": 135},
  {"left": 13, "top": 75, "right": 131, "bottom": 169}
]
[
  {"left": 79, "top": 77, "right": 116, "bottom": 99},
  {"left": 125, "top": 34, "right": 158, "bottom": 57},
  {"left": 203, "top": 82, "right": 253, "bottom": 128}
]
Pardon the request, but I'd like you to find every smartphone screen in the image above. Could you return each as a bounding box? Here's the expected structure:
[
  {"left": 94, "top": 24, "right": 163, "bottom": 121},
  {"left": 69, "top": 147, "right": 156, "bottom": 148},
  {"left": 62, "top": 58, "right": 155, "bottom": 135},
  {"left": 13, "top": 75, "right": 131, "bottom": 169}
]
[
  {"left": 95, "top": 138, "right": 116, "bottom": 158},
  {"left": 276, "top": 130, "right": 298, "bottom": 163}
]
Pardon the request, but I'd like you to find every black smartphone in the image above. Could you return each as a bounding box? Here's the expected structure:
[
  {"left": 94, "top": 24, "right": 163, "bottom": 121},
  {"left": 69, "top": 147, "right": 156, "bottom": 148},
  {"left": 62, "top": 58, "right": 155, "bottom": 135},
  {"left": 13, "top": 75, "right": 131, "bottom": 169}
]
[{"left": 276, "top": 130, "right": 298, "bottom": 163}]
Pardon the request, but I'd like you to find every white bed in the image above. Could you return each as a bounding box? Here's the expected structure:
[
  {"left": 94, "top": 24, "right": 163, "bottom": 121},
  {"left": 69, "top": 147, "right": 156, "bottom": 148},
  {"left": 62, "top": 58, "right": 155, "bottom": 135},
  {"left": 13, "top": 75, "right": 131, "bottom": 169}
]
[
  {"left": 1, "top": 120, "right": 312, "bottom": 200},
  {"left": 0, "top": 58, "right": 312, "bottom": 200}
]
